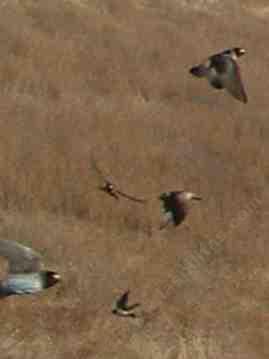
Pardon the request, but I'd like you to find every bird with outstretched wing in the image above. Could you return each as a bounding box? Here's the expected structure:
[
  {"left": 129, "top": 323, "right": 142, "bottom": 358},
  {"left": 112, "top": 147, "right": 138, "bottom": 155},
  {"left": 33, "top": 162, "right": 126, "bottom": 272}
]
[
  {"left": 112, "top": 290, "right": 141, "bottom": 318},
  {"left": 91, "top": 157, "right": 147, "bottom": 203}
]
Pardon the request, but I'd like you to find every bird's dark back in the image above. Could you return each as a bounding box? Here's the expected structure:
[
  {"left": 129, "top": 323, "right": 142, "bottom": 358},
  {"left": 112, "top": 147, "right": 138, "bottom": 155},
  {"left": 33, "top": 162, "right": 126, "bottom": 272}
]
[{"left": 161, "top": 193, "right": 187, "bottom": 226}]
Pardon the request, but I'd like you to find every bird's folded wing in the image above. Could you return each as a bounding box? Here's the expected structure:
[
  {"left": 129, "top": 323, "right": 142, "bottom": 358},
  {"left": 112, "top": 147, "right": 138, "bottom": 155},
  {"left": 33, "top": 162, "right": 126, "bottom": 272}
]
[{"left": 0, "top": 239, "right": 42, "bottom": 273}]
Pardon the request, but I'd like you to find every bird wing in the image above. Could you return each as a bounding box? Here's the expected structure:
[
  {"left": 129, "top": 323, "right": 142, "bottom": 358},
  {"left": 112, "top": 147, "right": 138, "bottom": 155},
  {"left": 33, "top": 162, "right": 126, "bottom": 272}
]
[
  {"left": 117, "top": 290, "right": 129, "bottom": 309},
  {"left": 91, "top": 157, "right": 141, "bottom": 201},
  {"left": 106, "top": 189, "right": 120, "bottom": 200},
  {"left": 116, "top": 189, "right": 147, "bottom": 203},
  {"left": 159, "top": 193, "right": 171, "bottom": 213},
  {"left": 214, "top": 57, "right": 248, "bottom": 103},
  {"left": 0, "top": 239, "right": 42, "bottom": 274},
  {"left": 91, "top": 157, "right": 115, "bottom": 186},
  {"left": 126, "top": 303, "right": 140, "bottom": 310}
]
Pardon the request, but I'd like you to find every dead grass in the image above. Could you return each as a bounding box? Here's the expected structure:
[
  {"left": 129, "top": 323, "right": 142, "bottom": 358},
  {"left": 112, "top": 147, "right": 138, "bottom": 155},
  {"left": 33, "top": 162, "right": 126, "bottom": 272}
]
[{"left": 0, "top": 0, "right": 268, "bottom": 358}]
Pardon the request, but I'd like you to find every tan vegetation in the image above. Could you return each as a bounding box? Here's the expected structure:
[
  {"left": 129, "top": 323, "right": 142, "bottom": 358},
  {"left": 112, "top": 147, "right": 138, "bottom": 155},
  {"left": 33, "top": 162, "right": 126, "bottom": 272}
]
[{"left": 0, "top": 0, "right": 268, "bottom": 358}]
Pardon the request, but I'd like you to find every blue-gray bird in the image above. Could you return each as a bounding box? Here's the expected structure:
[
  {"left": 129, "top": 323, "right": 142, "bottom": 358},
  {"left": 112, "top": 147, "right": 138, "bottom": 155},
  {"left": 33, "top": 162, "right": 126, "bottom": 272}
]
[
  {"left": 190, "top": 47, "right": 247, "bottom": 103},
  {"left": 0, "top": 239, "right": 60, "bottom": 297},
  {"left": 159, "top": 191, "right": 202, "bottom": 229}
]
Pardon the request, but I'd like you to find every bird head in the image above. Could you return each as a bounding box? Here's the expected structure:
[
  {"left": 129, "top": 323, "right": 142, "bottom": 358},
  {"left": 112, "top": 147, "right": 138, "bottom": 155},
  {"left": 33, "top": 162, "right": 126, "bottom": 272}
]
[
  {"left": 222, "top": 47, "right": 245, "bottom": 60},
  {"left": 181, "top": 192, "right": 202, "bottom": 201},
  {"left": 100, "top": 182, "right": 114, "bottom": 193},
  {"left": 233, "top": 47, "right": 246, "bottom": 57},
  {"left": 45, "top": 271, "right": 61, "bottom": 288}
]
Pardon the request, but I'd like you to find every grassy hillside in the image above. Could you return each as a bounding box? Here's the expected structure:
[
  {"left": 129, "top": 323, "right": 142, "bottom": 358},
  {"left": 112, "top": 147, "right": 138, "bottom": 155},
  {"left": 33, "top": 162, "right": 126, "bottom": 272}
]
[{"left": 0, "top": 1, "right": 268, "bottom": 358}]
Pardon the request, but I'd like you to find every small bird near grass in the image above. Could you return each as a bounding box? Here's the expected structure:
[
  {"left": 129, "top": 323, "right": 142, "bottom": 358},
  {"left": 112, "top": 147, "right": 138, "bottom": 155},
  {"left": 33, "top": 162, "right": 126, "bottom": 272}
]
[
  {"left": 0, "top": 239, "right": 60, "bottom": 298},
  {"left": 91, "top": 157, "right": 146, "bottom": 203},
  {"left": 189, "top": 47, "right": 247, "bottom": 103},
  {"left": 112, "top": 290, "right": 141, "bottom": 318},
  {"left": 159, "top": 191, "right": 202, "bottom": 229}
]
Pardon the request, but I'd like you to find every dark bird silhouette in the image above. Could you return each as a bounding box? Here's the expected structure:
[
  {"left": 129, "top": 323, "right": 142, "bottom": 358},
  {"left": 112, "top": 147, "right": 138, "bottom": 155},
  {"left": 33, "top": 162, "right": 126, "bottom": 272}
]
[
  {"left": 159, "top": 191, "right": 202, "bottom": 229},
  {"left": 190, "top": 47, "right": 247, "bottom": 103},
  {"left": 0, "top": 239, "right": 60, "bottom": 297},
  {"left": 91, "top": 158, "right": 146, "bottom": 203},
  {"left": 112, "top": 290, "right": 140, "bottom": 318}
]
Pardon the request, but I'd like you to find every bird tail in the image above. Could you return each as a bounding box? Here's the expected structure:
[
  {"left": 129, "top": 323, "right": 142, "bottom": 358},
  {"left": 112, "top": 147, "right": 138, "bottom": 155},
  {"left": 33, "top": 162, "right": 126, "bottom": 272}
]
[{"left": 189, "top": 65, "right": 207, "bottom": 78}]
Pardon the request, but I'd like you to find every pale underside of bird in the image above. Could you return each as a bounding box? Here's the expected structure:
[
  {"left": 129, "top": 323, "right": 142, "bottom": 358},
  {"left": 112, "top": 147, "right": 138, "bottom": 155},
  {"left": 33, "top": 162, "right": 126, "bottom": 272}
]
[
  {"left": 0, "top": 239, "right": 60, "bottom": 297},
  {"left": 91, "top": 157, "right": 147, "bottom": 203},
  {"left": 190, "top": 47, "right": 248, "bottom": 103},
  {"left": 112, "top": 290, "right": 140, "bottom": 318},
  {"left": 159, "top": 191, "right": 202, "bottom": 229}
]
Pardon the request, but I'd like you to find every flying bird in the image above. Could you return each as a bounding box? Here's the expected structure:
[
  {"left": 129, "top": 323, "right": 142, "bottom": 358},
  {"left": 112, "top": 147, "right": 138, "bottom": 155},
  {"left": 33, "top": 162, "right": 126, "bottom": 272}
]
[
  {"left": 189, "top": 47, "right": 248, "bottom": 103},
  {"left": 0, "top": 239, "right": 60, "bottom": 297},
  {"left": 91, "top": 158, "right": 146, "bottom": 203},
  {"left": 112, "top": 290, "right": 140, "bottom": 318},
  {"left": 159, "top": 191, "right": 202, "bottom": 229}
]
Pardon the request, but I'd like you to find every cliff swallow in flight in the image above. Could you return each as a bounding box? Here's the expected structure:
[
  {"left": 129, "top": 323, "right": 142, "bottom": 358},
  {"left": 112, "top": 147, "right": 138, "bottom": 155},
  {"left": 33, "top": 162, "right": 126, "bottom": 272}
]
[
  {"left": 190, "top": 47, "right": 247, "bottom": 103},
  {"left": 159, "top": 191, "right": 202, "bottom": 229},
  {"left": 0, "top": 239, "right": 60, "bottom": 297},
  {"left": 112, "top": 290, "right": 140, "bottom": 318},
  {"left": 91, "top": 158, "right": 146, "bottom": 203}
]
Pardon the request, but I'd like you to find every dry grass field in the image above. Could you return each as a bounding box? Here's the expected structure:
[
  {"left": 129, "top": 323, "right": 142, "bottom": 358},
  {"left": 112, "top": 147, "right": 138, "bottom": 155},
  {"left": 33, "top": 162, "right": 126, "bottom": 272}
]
[{"left": 0, "top": 0, "right": 268, "bottom": 358}]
